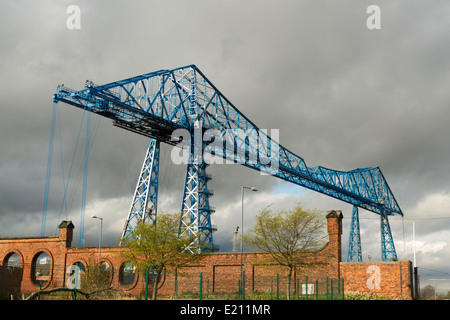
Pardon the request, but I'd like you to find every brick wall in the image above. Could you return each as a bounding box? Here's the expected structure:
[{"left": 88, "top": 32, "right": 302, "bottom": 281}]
[
  {"left": 152, "top": 210, "right": 343, "bottom": 296},
  {"left": 0, "top": 211, "right": 414, "bottom": 299},
  {"left": 340, "top": 260, "right": 413, "bottom": 299},
  {"left": 0, "top": 221, "right": 75, "bottom": 293}
]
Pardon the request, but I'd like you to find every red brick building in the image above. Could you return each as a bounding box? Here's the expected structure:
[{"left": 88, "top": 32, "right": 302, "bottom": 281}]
[{"left": 0, "top": 211, "right": 414, "bottom": 299}]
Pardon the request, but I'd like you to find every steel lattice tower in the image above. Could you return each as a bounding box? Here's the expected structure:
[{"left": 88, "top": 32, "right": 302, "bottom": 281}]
[
  {"left": 121, "top": 138, "right": 160, "bottom": 241},
  {"left": 380, "top": 208, "right": 398, "bottom": 261},
  {"left": 346, "top": 206, "right": 362, "bottom": 262}
]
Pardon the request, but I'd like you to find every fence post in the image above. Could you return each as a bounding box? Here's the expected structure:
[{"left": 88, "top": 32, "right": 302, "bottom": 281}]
[
  {"left": 305, "top": 276, "right": 308, "bottom": 300},
  {"left": 342, "top": 278, "right": 345, "bottom": 300},
  {"left": 296, "top": 279, "right": 299, "bottom": 300},
  {"left": 72, "top": 266, "right": 78, "bottom": 300},
  {"left": 276, "top": 273, "right": 279, "bottom": 300},
  {"left": 145, "top": 268, "right": 149, "bottom": 300},
  {"left": 270, "top": 279, "right": 273, "bottom": 299},
  {"left": 315, "top": 280, "right": 318, "bottom": 300},
  {"left": 242, "top": 270, "right": 245, "bottom": 300},
  {"left": 331, "top": 278, "right": 333, "bottom": 300},
  {"left": 199, "top": 272, "right": 203, "bottom": 300},
  {"left": 238, "top": 279, "right": 241, "bottom": 297},
  {"left": 337, "top": 278, "right": 340, "bottom": 296},
  {"left": 175, "top": 279, "right": 178, "bottom": 298},
  {"left": 326, "top": 277, "right": 329, "bottom": 300}
]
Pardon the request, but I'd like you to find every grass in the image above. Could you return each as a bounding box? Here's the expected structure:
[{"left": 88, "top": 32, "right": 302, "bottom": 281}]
[
  {"left": 159, "top": 290, "right": 346, "bottom": 300},
  {"left": 159, "top": 289, "right": 398, "bottom": 300}
]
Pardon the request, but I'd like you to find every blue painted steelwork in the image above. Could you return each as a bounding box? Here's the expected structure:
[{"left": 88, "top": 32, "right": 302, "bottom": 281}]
[
  {"left": 346, "top": 206, "right": 362, "bottom": 262},
  {"left": 180, "top": 161, "right": 216, "bottom": 252},
  {"left": 380, "top": 208, "right": 398, "bottom": 261},
  {"left": 79, "top": 111, "right": 91, "bottom": 247},
  {"left": 41, "top": 102, "right": 58, "bottom": 236},
  {"left": 53, "top": 65, "right": 403, "bottom": 258},
  {"left": 121, "top": 138, "right": 160, "bottom": 241}
]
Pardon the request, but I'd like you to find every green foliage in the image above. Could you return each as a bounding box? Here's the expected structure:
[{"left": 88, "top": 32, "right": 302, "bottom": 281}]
[
  {"left": 120, "top": 213, "right": 206, "bottom": 299},
  {"left": 244, "top": 204, "right": 326, "bottom": 260},
  {"left": 344, "top": 291, "right": 397, "bottom": 300},
  {"left": 242, "top": 204, "right": 326, "bottom": 300},
  {"left": 79, "top": 260, "right": 113, "bottom": 299},
  {"left": 420, "top": 284, "right": 436, "bottom": 299}
]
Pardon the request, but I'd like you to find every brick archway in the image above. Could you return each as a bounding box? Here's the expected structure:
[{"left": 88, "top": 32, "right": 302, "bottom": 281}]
[
  {"left": 2, "top": 250, "right": 24, "bottom": 267},
  {"left": 30, "top": 249, "right": 54, "bottom": 290}
]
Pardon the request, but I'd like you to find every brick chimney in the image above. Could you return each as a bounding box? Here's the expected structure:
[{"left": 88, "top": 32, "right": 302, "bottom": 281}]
[
  {"left": 58, "top": 220, "right": 75, "bottom": 247},
  {"left": 326, "top": 210, "right": 343, "bottom": 262}
]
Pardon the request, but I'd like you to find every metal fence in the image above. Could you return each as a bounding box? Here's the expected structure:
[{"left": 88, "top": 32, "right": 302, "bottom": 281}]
[
  {"left": 0, "top": 264, "right": 344, "bottom": 300},
  {"left": 142, "top": 269, "right": 345, "bottom": 300}
]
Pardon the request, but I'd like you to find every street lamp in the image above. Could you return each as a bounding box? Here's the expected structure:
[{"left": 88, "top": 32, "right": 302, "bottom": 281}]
[
  {"left": 91, "top": 215, "right": 103, "bottom": 264},
  {"left": 240, "top": 186, "right": 257, "bottom": 299}
]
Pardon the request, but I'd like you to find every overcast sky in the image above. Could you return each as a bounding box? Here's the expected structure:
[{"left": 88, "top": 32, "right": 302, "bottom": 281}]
[{"left": 1, "top": 1, "right": 450, "bottom": 291}]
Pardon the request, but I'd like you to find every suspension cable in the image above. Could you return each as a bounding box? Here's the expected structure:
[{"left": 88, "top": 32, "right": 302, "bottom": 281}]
[{"left": 41, "top": 102, "right": 58, "bottom": 236}]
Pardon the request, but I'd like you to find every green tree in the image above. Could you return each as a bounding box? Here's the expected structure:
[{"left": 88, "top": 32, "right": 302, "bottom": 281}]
[
  {"left": 421, "top": 284, "right": 436, "bottom": 300},
  {"left": 444, "top": 290, "right": 450, "bottom": 300},
  {"left": 80, "top": 260, "right": 113, "bottom": 299},
  {"left": 120, "top": 212, "right": 206, "bottom": 300},
  {"left": 243, "top": 204, "right": 327, "bottom": 300}
]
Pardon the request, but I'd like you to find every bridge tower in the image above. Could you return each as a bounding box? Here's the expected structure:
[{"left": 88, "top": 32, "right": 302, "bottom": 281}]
[
  {"left": 121, "top": 138, "right": 160, "bottom": 240},
  {"left": 346, "top": 206, "right": 362, "bottom": 262}
]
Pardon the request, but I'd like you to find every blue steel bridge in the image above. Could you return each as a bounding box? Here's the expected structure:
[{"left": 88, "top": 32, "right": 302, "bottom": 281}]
[{"left": 50, "top": 65, "right": 403, "bottom": 260}]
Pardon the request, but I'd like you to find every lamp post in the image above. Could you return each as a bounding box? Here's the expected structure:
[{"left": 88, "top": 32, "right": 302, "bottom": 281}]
[
  {"left": 240, "top": 186, "right": 257, "bottom": 299},
  {"left": 91, "top": 215, "right": 103, "bottom": 264}
]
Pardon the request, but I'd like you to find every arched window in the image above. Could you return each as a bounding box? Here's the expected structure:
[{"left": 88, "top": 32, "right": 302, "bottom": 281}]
[
  {"left": 119, "top": 262, "right": 136, "bottom": 287},
  {"left": 66, "top": 262, "right": 85, "bottom": 289},
  {"left": 2, "top": 252, "right": 23, "bottom": 297},
  {"left": 31, "top": 252, "right": 52, "bottom": 286},
  {"left": 4, "top": 252, "right": 21, "bottom": 268}
]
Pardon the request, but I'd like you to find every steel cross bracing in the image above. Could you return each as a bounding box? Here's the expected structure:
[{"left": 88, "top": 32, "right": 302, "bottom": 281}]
[
  {"left": 121, "top": 138, "right": 160, "bottom": 241},
  {"left": 53, "top": 65, "right": 403, "bottom": 258},
  {"left": 380, "top": 209, "right": 398, "bottom": 261},
  {"left": 346, "top": 206, "right": 362, "bottom": 262},
  {"left": 180, "top": 161, "right": 216, "bottom": 253},
  {"left": 179, "top": 120, "right": 217, "bottom": 253}
]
